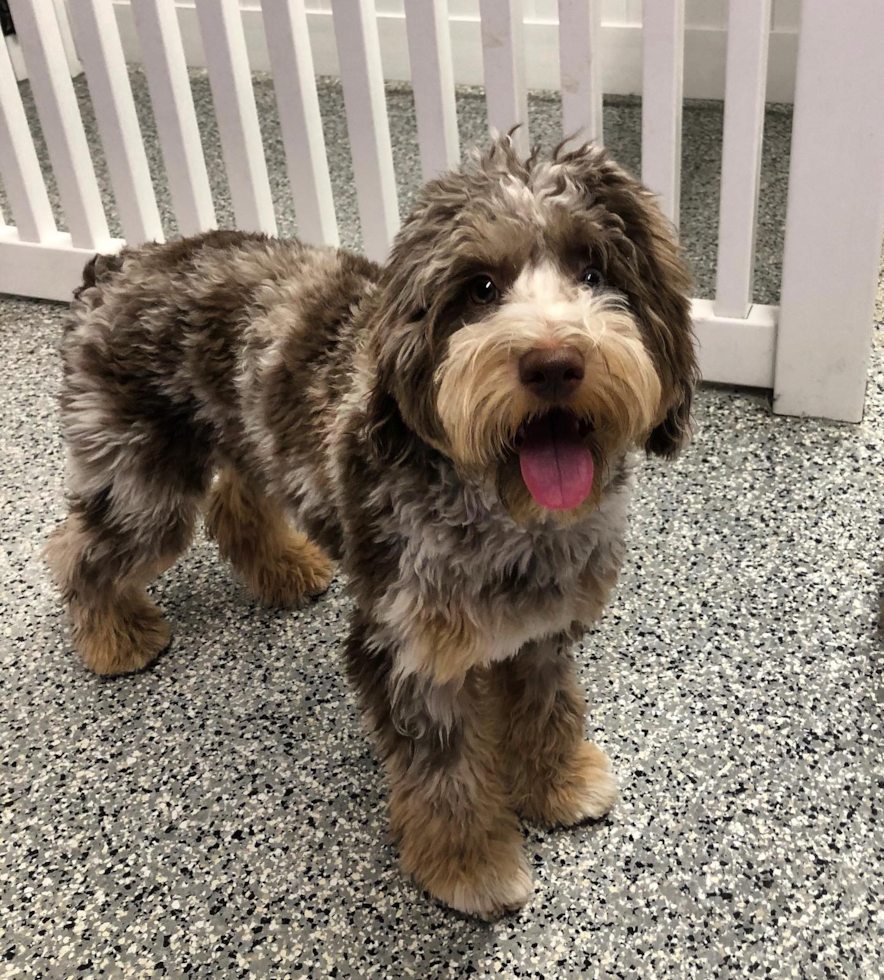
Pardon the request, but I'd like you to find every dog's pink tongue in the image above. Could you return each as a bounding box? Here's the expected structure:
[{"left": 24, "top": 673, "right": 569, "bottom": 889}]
[{"left": 518, "top": 414, "right": 594, "bottom": 511}]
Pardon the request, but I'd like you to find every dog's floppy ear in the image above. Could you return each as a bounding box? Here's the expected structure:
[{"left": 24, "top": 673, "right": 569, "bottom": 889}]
[
  {"left": 552, "top": 142, "right": 698, "bottom": 457},
  {"left": 629, "top": 220, "right": 698, "bottom": 459},
  {"left": 364, "top": 286, "right": 441, "bottom": 465},
  {"left": 363, "top": 178, "right": 467, "bottom": 463},
  {"left": 365, "top": 380, "right": 422, "bottom": 465}
]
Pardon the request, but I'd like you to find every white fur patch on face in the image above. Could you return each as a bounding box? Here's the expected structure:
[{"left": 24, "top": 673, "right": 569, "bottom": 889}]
[
  {"left": 509, "top": 261, "right": 576, "bottom": 310},
  {"left": 434, "top": 261, "right": 661, "bottom": 471}
]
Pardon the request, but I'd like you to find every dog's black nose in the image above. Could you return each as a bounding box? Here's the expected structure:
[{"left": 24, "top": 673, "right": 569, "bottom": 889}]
[{"left": 519, "top": 346, "right": 585, "bottom": 402}]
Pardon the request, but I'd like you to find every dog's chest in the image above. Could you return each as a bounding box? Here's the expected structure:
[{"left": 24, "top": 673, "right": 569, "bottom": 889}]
[{"left": 377, "top": 467, "right": 633, "bottom": 673}]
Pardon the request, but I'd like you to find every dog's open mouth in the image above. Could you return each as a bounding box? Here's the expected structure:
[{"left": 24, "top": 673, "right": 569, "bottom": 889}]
[{"left": 513, "top": 409, "right": 595, "bottom": 511}]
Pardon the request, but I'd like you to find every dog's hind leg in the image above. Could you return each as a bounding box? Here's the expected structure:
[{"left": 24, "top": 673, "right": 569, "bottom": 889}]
[
  {"left": 205, "top": 466, "right": 333, "bottom": 608},
  {"left": 45, "top": 478, "right": 205, "bottom": 676}
]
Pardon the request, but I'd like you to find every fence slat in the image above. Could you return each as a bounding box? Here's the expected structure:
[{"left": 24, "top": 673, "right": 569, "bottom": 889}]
[
  {"left": 641, "top": 0, "right": 684, "bottom": 225},
  {"left": 132, "top": 0, "right": 216, "bottom": 237},
  {"left": 50, "top": 0, "right": 83, "bottom": 74},
  {"left": 405, "top": 0, "right": 460, "bottom": 180},
  {"left": 196, "top": 0, "right": 277, "bottom": 235},
  {"left": 479, "top": 0, "right": 529, "bottom": 156},
  {"left": 773, "top": 0, "right": 884, "bottom": 422},
  {"left": 331, "top": 0, "right": 399, "bottom": 261},
  {"left": 713, "top": 0, "right": 770, "bottom": 319},
  {"left": 262, "top": 0, "right": 338, "bottom": 247},
  {"left": 0, "top": 32, "right": 57, "bottom": 242},
  {"left": 68, "top": 0, "right": 164, "bottom": 245},
  {"left": 558, "top": 0, "right": 603, "bottom": 145},
  {"left": 8, "top": 0, "right": 109, "bottom": 249}
]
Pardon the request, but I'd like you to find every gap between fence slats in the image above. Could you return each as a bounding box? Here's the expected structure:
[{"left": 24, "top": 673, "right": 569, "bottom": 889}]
[
  {"left": 0, "top": 32, "right": 57, "bottom": 242},
  {"left": 262, "top": 0, "right": 338, "bottom": 247},
  {"left": 131, "top": 0, "right": 216, "bottom": 237},
  {"left": 68, "top": 0, "right": 164, "bottom": 245},
  {"left": 8, "top": 0, "right": 110, "bottom": 248}
]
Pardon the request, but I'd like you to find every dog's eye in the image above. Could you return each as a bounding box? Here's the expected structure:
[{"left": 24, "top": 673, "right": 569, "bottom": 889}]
[
  {"left": 467, "top": 275, "right": 499, "bottom": 305},
  {"left": 580, "top": 267, "right": 605, "bottom": 288}
]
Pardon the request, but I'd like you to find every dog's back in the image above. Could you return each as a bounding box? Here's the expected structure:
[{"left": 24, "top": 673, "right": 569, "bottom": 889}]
[
  {"left": 48, "top": 230, "right": 379, "bottom": 674},
  {"left": 62, "top": 229, "right": 380, "bottom": 476}
]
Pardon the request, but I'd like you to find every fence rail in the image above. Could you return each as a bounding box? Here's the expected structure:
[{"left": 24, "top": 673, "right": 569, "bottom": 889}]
[{"left": 1, "top": 0, "right": 883, "bottom": 421}]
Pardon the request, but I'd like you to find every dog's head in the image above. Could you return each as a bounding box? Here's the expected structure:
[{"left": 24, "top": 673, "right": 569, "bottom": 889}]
[{"left": 367, "top": 137, "right": 698, "bottom": 522}]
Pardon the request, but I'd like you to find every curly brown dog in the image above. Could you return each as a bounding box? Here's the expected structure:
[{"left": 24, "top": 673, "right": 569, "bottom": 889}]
[{"left": 46, "top": 137, "right": 697, "bottom": 918}]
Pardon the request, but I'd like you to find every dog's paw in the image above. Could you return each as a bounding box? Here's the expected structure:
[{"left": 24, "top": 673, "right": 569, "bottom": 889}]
[
  {"left": 447, "top": 853, "right": 534, "bottom": 920},
  {"left": 297, "top": 549, "right": 335, "bottom": 598},
  {"left": 400, "top": 818, "right": 533, "bottom": 920},
  {"left": 250, "top": 540, "right": 334, "bottom": 608},
  {"left": 423, "top": 841, "right": 534, "bottom": 920},
  {"left": 72, "top": 593, "right": 171, "bottom": 676},
  {"left": 520, "top": 741, "right": 619, "bottom": 827}
]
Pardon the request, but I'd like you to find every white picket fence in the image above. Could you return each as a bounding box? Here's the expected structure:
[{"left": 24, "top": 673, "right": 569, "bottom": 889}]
[{"left": 1, "top": 1, "right": 883, "bottom": 422}]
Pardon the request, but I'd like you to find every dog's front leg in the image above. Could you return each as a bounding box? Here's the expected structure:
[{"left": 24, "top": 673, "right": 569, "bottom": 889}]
[
  {"left": 490, "top": 632, "right": 619, "bottom": 827},
  {"left": 345, "top": 621, "right": 533, "bottom": 919}
]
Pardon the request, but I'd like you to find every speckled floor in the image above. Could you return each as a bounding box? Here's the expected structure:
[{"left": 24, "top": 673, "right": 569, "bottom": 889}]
[{"left": 1, "top": 72, "right": 882, "bottom": 979}]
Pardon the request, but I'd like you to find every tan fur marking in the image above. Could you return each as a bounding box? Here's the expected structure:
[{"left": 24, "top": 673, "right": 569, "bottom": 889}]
[
  {"left": 68, "top": 590, "right": 171, "bottom": 676},
  {"left": 403, "top": 612, "right": 483, "bottom": 685},
  {"left": 44, "top": 515, "right": 174, "bottom": 675},
  {"left": 389, "top": 564, "right": 618, "bottom": 684},
  {"left": 43, "top": 514, "right": 91, "bottom": 591},
  {"left": 510, "top": 734, "right": 618, "bottom": 828},
  {"left": 573, "top": 563, "right": 619, "bottom": 627},
  {"left": 387, "top": 674, "right": 533, "bottom": 918},
  {"left": 205, "top": 467, "right": 333, "bottom": 607},
  {"left": 491, "top": 568, "right": 620, "bottom": 827}
]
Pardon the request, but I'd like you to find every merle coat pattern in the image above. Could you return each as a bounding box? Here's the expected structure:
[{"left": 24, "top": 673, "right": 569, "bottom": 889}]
[{"left": 46, "top": 138, "right": 697, "bottom": 918}]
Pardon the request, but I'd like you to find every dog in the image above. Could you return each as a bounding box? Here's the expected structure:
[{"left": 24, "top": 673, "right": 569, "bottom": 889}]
[{"left": 45, "top": 136, "right": 697, "bottom": 918}]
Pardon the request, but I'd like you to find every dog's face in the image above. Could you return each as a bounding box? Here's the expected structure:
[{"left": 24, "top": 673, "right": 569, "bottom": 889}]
[{"left": 368, "top": 138, "right": 697, "bottom": 523}]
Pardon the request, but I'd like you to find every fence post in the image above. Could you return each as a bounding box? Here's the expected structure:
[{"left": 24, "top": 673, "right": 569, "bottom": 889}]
[
  {"left": 131, "top": 0, "right": 217, "bottom": 236},
  {"left": 479, "top": 0, "right": 529, "bottom": 156},
  {"left": 331, "top": 0, "right": 399, "bottom": 262},
  {"left": 262, "top": 0, "right": 338, "bottom": 247},
  {"left": 405, "top": 0, "right": 460, "bottom": 181},
  {"left": 641, "top": 0, "right": 684, "bottom": 226},
  {"left": 773, "top": 0, "right": 884, "bottom": 421},
  {"left": 558, "top": 0, "right": 603, "bottom": 146}
]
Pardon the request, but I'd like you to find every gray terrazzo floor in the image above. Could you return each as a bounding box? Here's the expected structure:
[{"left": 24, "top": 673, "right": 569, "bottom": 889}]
[{"left": 1, "top": 70, "right": 882, "bottom": 979}]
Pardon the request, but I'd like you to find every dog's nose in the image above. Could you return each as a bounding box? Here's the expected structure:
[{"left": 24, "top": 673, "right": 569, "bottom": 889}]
[{"left": 519, "top": 346, "right": 585, "bottom": 402}]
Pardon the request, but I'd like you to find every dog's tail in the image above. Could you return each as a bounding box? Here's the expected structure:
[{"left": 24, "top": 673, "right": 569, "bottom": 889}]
[
  {"left": 67, "top": 251, "right": 126, "bottom": 332},
  {"left": 73, "top": 251, "right": 124, "bottom": 303}
]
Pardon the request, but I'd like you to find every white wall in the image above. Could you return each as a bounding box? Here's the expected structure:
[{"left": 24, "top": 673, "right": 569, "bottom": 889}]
[
  {"left": 306, "top": 0, "right": 801, "bottom": 32},
  {"left": 111, "top": 0, "right": 801, "bottom": 102}
]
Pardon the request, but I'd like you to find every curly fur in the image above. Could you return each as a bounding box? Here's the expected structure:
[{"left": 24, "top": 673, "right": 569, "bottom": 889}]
[{"left": 45, "top": 138, "right": 697, "bottom": 918}]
